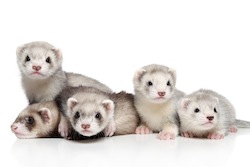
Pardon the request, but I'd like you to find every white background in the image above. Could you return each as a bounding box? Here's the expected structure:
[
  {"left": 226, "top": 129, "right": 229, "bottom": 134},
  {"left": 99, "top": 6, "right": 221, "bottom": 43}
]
[{"left": 1, "top": 0, "right": 250, "bottom": 167}]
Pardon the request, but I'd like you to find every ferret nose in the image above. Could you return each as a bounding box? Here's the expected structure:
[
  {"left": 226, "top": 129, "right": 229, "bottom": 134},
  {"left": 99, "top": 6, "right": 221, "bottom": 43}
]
[
  {"left": 81, "top": 124, "right": 90, "bottom": 129},
  {"left": 32, "top": 66, "right": 41, "bottom": 71},
  {"left": 207, "top": 116, "right": 214, "bottom": 121},
  {"left": 11, "top": 124, "right": 18, "bottom": 131},
  {"left": 158, "top": 92, "right": 166, "bottom": 97}
]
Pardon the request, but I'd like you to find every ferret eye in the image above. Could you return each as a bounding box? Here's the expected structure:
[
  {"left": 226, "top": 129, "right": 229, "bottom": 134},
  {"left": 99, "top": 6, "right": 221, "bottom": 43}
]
[
  {"left": 95, "top": 113, "right": 102, "bottom": 120},
  {"left": 167, "top": 81, "right": 171, "bottom": 86},
  {"left": 147, "top": 81, "right": 153, "bottom": 86},
  {"left": 25, "top": 56, "right": 30, "bottom": 62},
  {"left": 214, "top": 108, "right": 217, "bottom": 113},
  {"left": 74, "top": 112, "right": 80, "bottom": 119},
  {"left": 25, "top": 116, "right": 34, "bottom": 124},
  {"left": 194, "top": 108, "right": 200, "bottom": 113},
  {"left": 46, "top": 57, "right": 51, "bottom": 64}
]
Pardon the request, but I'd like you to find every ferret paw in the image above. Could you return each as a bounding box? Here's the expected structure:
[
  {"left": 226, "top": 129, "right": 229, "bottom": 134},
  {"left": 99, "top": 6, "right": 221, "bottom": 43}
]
[
  {"left": 135, "top": 125, "right": 153, "bottom": 134},
  {"left": 58, "top": 123, "right": 69, "bottom": 138},
  {"left": 208, "top": 132, "right": 224, "bottom": 140},
  {"left": 104, "top": 121, "right": 116, "bottom": 137},
  {"left": 158, "top": 131, "right": 176, "bottom": 140},
  {"left": 181, "top": 132, "right": 194, "bottom": 138},
  {"left": 229, "top": 126, "right": 238, "bottom": 133}
]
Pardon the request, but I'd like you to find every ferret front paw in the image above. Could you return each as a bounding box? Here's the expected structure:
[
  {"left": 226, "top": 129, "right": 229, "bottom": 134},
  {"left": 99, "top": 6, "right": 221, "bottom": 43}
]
[
  {"left": 158, "top": 131, "right": 176, "bottom": 140},
  {"left": 229, "top": 126, "right": 237, "bottom": 133},
  {"left": 135, "top": 125, "right": 153, "bottom": 134},
  {"left": 104, "top": 121, "right": 116, "bottom": 137},
  {"left": 58, "top": 122, "right": 69, "bottom": 138},
  {"left": 207, "top": 132, "right": 224, "bottom": 140},
  {"left": 181, "top": 132, "right": 194, "bottom": 138}
]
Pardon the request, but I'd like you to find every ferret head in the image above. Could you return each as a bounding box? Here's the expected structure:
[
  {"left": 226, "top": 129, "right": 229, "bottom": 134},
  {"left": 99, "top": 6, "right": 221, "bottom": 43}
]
[
  {"left": 16, "top": 41, "right": 62, "bottom": 80},
  {"left": 66, "top": 96, "right": 115, "bottom": 137},
  {"left": 178, "top": 93, "right": 220, "bottom": 131},
  {"left": 133, "top": 64, "right": 176, "bottom": 103},
  {"left": 11, "top": 104, "right": 54, "bottom": 139}
]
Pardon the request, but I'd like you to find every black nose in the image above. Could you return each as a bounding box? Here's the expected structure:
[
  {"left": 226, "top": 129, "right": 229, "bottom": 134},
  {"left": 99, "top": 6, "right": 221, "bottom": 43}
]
[{"left": 207, "top": 116, "right": 214, "bottom": 121}]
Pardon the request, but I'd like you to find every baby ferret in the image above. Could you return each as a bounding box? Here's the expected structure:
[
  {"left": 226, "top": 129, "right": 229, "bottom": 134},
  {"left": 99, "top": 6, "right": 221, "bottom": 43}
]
[
  {"left": 133, "top": 64, "right": 185, "bottom": 140},
  {"left": 178, "top": 89, "right": 250, "bottom": 139},
  {"left": 11, "top": 101, "right": 61, "bottom": 138},
  {"left": 16, "top": 41, "right": 112, "bottom": 104},
  {"left": 56, "top": 86, "right": 139, "bottom": 140}
]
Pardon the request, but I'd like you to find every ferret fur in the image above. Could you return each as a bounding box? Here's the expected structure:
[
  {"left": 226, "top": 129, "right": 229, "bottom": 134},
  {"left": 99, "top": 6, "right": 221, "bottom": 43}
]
[
  {"left": 16, "top": 41, "right": 112, "bottom": 104},
  {"left": 178, "top": 89, "right": 250, "bottom": 139},
  {"left": 55, "top": 86, "right": 139, "bottom": 140},
  {"left": 11, "top": 101, "right": 61, "bottom": 138},
  {"left": 133, "top": 64, "right": 185, "bottom": 140}
]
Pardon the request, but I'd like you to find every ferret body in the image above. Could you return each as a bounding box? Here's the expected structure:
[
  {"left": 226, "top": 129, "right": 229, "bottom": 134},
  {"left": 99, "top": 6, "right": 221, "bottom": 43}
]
[
  {"left": 11, "top": 101, "right": 61, "bottom": 138},
  {"left": 56, "top": 86, "right": 139, "bottom": 140},
  {"left": 177, "top": 89, "right": 250, "bottom": 139},
  {"left": 16, "top": 41, "right": 112, "bottom": 104},
  {"left": 133, "top": 64, "right": 185, "bottom": 140}
]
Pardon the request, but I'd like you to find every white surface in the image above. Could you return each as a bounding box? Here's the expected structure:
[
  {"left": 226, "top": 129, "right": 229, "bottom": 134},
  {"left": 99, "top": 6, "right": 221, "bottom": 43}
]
[
  {"left": 1, "top": 1, "right": 250, "bottom": 167},
  {"left": 6, "top": 131, "right": 250, "bottom": 167}
]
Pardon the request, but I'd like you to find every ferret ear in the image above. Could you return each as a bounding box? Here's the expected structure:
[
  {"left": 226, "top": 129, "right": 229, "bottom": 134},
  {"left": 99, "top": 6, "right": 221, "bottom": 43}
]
[
  {"left": 67, "top": 98, "right": 78, "bottom": 111},
  {"left": 168, "top": 68, "right": 176, "bottom": 79},
  {"left": 38, "top": 108, "right": 52, "bottom": 124},
  {"left": 180, "top": 98, "right": 191, "bottom": 110},
  {"left": 51, "top": 48, "right": 62, "bottom": 59},
  {"left": 133, "top": 68, "right": 146, "bottom": 85},
  {"left": 16, "top": 45, "right": 26, "bottom": 56},
  {"left": 102, "top": 100, "right": 115, "bottom": 114}
]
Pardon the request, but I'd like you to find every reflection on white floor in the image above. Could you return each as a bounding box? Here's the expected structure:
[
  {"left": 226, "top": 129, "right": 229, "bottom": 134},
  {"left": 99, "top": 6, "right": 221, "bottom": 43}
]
[{"left": 7, "top": 129, "right": 250, "bottom": 167}]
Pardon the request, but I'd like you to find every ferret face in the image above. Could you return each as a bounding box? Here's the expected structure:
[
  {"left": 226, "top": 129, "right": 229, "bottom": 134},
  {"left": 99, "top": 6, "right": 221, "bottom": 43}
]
[
  {"left": 67, "top": 98, "right": 114, "bottom": 137},
  {"left": 179, "top": 97, "right": 220, "bottom": 130},
  {"left": 134, "top": 68, "right": 176, "bottom": 103},
  {"left": 11, "top": 106, "right": 53, "bottom": 138},
  {"left": 16, "top": 42, "right": 62, "bottom": 80}
]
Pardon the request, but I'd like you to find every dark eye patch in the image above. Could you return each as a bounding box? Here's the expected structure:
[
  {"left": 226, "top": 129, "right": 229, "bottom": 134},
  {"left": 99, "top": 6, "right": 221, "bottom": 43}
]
[
  {"left": 74, "top": 111, "right": 80, "bottom": 119},
  {"left": 25, "top": 55, "right": 30, "bottom": 62},
  {"left": 25, "top": 116, "right": 35, "bottom": 124},
  {"left": 23, "top": 116, "right": 36, "bottom": 131},
  {"left": 46, "top": 57, "right": 51, "bottom": 63},
  {"left": 95, "top": 112, "right": 102, "bottom": 120}
]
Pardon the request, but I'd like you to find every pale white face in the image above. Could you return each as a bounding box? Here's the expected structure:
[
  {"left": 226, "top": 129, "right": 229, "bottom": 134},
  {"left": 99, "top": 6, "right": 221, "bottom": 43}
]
[
  {"left": 179, "top": 99, "right": 219, "bottom": 130},
  {"left": 67, "top": 99, "right": 114, "bottom": 137},
  {"left": 17, "top": 45, "right": 62, "bottom": 80},
  {"left": 137, "top": 71, "right": 175, "bottom": 103},
  {"left": 11, "top": 122, "right": 37, "bottom": 139}
]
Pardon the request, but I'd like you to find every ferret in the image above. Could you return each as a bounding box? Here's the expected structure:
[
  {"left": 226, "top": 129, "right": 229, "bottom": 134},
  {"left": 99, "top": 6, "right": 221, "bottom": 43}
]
[
  {"left": 16, "top": 41, "right": 112, "bottom": 104},
  {"left": 177, "top": 89, "right": 250, "bottom": 139},
  {"left": 11, "top": 101, "right": 61, "bottom": 139},
  {"left": 55, "top": 86, "right": 139, "bottom": 140},
  {"left": 133, "top": 64, "right": 185, "bottom": 140}
]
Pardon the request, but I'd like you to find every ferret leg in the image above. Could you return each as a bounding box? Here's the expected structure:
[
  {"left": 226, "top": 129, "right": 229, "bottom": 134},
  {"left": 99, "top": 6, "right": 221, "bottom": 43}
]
[
  {"left": 158, "top": 123, "right": 178, "bottom": 140},
  {"left": 104, "top": 119, "right": 116, "bottom": 137},
  {"left": 135, "top": 124, "right": 153, "bottom": 134},
  {"left": 207, "top": 129, "right": 226, "bottom": 140},
  {"left": 229, "top": 125, "right": 237, "bottom": 133},
  {"left": 58, "top": 114, "right": 69, "bottom": 138},
  {"left": 181, "top": 131, "right": 194, "bottom": 138}
]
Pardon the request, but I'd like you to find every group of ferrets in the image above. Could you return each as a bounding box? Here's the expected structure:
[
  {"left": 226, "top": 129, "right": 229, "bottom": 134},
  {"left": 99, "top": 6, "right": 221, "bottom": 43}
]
[{"left": 11, "top": 41, "right": 250, "bottom": 140}]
